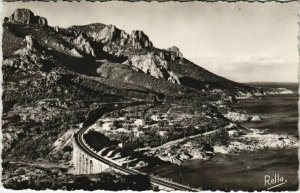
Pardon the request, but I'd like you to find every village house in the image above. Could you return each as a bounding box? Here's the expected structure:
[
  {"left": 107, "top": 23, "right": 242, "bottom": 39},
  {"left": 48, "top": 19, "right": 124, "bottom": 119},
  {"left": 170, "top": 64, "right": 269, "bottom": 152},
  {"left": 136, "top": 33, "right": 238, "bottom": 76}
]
[
  {"left": 102, "top": 122, "right": 115, "bottom": 131},
  {"left": 134, "top": 131, "right": 145, "bottom": 138},
  {"left": 134, "top": 119, "right": 145, "bottom": 127},
  {"left": 150, "top": 114, "right": 160, "bottom": 121},
  {"left": 158, "top": 130, "right": 168, "bottom": 137}
]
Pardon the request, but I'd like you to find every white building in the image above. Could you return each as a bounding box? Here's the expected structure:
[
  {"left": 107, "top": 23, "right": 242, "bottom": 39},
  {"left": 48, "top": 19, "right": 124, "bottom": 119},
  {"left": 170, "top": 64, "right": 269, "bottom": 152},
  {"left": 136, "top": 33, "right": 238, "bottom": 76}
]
[
  {"left": 102, "top": 122, "right": 115, "bottom": 131},
  {"left": 134, "top": 119, "right": 145, "bottom": 127},
  {"left": 158, "top": 130, "right": 168, "bottom": 137},
  {"left": 116, "top": 128, "right": 130, "bottom": 133},
  {"left": 134, "top": 131, "right": 145, "bottom": 138},
  {"left": 150, "top": 115, "right": 160, "bottom": 121}
]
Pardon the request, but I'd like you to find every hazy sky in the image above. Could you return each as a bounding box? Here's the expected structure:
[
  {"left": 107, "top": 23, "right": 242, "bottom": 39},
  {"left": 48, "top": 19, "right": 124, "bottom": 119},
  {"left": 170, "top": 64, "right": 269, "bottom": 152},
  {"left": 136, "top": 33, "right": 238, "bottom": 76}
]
[{"left": 3, "top": 1, "right": 299, "bottom": 82}]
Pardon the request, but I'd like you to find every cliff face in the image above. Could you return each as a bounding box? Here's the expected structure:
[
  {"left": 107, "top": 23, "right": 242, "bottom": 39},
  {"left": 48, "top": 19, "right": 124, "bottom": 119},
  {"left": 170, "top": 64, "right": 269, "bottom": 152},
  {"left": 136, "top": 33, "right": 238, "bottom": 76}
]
[{"left": 125, "top": 53, "right": 181, "bottom": 84}]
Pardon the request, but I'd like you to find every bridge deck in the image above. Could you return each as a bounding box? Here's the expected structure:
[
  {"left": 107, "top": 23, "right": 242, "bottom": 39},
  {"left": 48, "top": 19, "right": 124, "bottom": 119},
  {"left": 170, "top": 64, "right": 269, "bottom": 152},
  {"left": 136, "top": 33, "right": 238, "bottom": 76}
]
[{"left": 74, "top": 126, "right": 199, "bottom": 191}]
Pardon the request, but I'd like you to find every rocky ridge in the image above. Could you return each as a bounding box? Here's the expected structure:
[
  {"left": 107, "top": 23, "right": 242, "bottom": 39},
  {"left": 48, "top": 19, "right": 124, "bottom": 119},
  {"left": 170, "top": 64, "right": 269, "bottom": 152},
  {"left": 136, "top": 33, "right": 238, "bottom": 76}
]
[
  {"left": 3, "top": 8, "right": 258, "bottom": 94},
  {"left": 70, "top": 33, "right": 96, "bottom": 57}
]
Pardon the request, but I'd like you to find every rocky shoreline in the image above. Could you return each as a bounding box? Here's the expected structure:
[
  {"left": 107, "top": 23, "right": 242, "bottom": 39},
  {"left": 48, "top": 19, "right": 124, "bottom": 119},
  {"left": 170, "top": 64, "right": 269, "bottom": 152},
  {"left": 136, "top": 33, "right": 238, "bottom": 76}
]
[
  {"left": 142, "top": 90, "right": 298, "bottom": 166},
  {"left": 214, "top": 128, "right": 298, "bottom": 154}
]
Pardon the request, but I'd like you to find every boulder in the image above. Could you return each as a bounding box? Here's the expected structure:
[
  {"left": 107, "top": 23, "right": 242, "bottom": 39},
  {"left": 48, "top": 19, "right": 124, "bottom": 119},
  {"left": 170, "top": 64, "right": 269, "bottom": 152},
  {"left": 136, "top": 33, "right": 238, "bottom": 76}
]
[
  {"left": 167, "top": 46, "right": 183, "bottom": 60},
  {"left": 3, "top": 58, "right": 15, "bottom": 67},
  {"left": 3, "top": 17, "right": 9, "bottom": 23},
  {"left": 167, "top": 71, "right": 181, "bottom": 84},
  {"left": 25, "top": 35, "right": 34, "bottom": 51},
  {"left": 35, "top": 16, "right": 48, "bottom": 26},
  {"left": 70, "top": 48, "right": 83, "bottom": 58},
  {"left": 8, "top": 8, "right": 48, "bottom": 26},
  {"left": 224, "top": 111, "right": 250, "bottom": 122},
  {"left": 134, "top": 161, "right": 148, "bottom": 169},
  {"left": 251, "top": 115, "right": 261, "bottom": 122},
  {"left": 9, "top": 9, "right": 36, "bottom": 24},
  {"left": 46, "top": 71, "right": 60, "bottom": 82},
  {"left": 228, "top": 130, "right": 240, "bottom": 137},
  {"left": 103, "top": 45, "right": 112, "bottom": 53},
  {"left": 178, "top": 152, "right": 190, "bottom": 161}
]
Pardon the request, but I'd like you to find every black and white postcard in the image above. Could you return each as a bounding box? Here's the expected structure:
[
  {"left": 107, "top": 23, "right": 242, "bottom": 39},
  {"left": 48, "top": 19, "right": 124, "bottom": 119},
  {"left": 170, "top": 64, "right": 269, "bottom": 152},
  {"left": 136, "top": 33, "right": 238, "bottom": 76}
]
[{"left": 1, "top": 0, "right": 299, "bottom": 191}]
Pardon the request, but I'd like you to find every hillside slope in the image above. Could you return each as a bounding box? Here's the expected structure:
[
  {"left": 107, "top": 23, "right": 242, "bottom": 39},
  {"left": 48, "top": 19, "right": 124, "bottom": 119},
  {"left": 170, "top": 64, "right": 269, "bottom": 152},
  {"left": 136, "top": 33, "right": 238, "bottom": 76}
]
[{"left": 3, "top": 9, "right": 255, "bottom": 98}]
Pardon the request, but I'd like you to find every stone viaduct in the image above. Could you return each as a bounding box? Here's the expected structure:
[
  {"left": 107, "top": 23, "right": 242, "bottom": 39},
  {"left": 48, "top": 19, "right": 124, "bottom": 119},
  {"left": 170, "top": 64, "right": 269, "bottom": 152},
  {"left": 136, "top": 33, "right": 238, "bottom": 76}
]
[
  {"left": 72, "top": 138, "right": 110, "bottom": 174},
  {"left": 72, "top": 126, "right": 199, "bottom": 191}
]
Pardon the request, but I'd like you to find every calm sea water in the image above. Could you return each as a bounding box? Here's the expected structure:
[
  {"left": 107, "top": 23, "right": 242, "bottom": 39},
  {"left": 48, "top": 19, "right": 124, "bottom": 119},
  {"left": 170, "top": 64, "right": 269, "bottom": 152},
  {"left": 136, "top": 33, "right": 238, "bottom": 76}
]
[
  {"left": 231, "top": 94, "right": 298, "bottom": 137},
  {"left": 148, "top": 93, "right": 299, "bottom": 191}
]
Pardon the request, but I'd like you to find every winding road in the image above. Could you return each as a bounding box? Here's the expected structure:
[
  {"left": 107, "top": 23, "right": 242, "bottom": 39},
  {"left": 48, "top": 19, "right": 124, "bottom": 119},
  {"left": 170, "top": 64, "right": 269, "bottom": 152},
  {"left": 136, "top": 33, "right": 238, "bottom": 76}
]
[{"left": 74, "top": 125, "right": 199, "bottom": 191}]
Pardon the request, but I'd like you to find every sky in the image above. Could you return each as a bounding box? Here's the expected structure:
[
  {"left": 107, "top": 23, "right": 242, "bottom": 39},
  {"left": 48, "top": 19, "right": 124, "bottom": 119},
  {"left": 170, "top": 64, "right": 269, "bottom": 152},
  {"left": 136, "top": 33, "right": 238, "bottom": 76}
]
[{"left": 3, "top": 1, "right": 299, "bottom": 83}]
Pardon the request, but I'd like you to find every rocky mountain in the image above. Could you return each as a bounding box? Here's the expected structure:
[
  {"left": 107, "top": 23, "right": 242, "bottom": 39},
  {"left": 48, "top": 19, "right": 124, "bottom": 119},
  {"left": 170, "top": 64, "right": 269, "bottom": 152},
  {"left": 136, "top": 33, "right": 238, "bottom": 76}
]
[
  {"left": 3, "top": 8, "right": 256, "bottom": 99},
  {"left": 2, "top": 8, "right": 263, "bottom": 156}
]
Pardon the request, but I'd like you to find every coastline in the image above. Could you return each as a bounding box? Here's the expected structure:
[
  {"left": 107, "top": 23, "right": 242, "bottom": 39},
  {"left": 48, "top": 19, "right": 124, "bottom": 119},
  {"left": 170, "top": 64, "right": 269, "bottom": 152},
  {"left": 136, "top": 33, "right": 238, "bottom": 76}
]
[
  {"left": 142, "top": 91, "right": 298, "bottom": 190},
  {"left": 141, "top": 89, "right": 298, "bottom": 165}
]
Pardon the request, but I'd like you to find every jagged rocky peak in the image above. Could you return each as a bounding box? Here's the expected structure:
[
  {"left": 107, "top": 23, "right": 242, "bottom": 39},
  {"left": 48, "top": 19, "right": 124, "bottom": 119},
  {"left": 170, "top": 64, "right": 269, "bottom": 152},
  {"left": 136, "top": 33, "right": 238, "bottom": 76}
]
[
  {"left": 72, "top": 33, "right": 96, "bottom": 57},
  {"left": 131, "top": 30, "right": 153, "bottom": 49},
  {"left": 100, "top": 24, "right": 121, "bottom": 43},
  {"left": 119, "top": 30, "right": 129, "bottom": 46},
  {"left": 67, "top": 23, "right": 153, "bottom": 51},
  {"left": 125, "top": 53, "right": 180, "bottom": 84},
  {"left": 167, "top": 46, "right": 183, "bottom": 60},
  {"left": 8, "top": 9, "right": 35, "bottom": 24},
  {"left": 7, "top": 8, "right": 48, "bottom": 26},
  {"left": 86, "top": 24, "right": 121, "bottom": 44}
]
